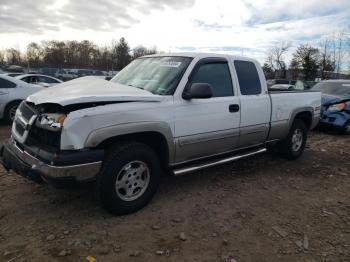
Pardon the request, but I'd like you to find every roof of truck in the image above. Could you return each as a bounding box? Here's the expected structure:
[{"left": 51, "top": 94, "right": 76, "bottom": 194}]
[{"left": 144, "top": 52, "right": 259, "bottom": 63}]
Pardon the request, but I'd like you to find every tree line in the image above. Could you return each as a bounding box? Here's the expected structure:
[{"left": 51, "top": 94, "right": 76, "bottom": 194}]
[
  {"left": 1, "top": 32, "right": 349, "bottom": 79},
  {"left": 0, "top": 37, "right": 157, "bottom": 71},
  {"left": 262, "top": 30, "right": 350, "bottom": 80}
]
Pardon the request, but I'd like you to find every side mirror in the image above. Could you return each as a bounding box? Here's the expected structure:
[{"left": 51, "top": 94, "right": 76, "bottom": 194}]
[{"left": 183, "top": 83, "right": 213, "bottom": 100}]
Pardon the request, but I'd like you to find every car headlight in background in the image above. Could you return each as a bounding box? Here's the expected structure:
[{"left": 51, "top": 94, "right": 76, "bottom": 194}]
[
  {"left": 327, "top": 103, "right": 346, "bottom": 112},
  {"left": 36, "top": 113, "right": 66, "bottom": 131}
]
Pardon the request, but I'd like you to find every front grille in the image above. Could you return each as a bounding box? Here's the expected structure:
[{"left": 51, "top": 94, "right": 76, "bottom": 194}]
[
  {"left": 18, "top": 101, "right": 37, "bottom": 121},
  {"left": 15, "top": 122, "right": 25, "bottom": 136},
  {"left": 26, "top": 125, "right": 61, "bottom": 151},
  {"left": 14, "top": 101, "right": 61, "bottom": 151}
]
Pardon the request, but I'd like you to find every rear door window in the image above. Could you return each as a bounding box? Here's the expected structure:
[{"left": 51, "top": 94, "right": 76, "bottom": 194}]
[{"left": 234, "top": 60, "right": 261, "bottom": 95}]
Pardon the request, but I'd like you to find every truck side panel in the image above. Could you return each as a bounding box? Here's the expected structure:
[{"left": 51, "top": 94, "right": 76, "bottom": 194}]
[{"left": 268, "top": 91, "right": 321, "bottom": 140}]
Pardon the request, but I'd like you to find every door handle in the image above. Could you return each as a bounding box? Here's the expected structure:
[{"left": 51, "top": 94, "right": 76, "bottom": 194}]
[{"left": 229, "top": 104, "right": 239, "bottom": 113}]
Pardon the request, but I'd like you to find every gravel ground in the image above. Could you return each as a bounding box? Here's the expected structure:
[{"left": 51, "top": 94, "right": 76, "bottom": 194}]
[{"left": 0, "top": 125, "right": 349, "bottom": 262}]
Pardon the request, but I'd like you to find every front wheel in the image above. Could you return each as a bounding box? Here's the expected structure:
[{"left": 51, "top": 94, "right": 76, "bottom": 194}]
[
  {"left": 278, "top": 119, "right": 307, "bottom": 160},
  {"left": 96, "top": 142, "right": 161, "bottom": 215},
  {"left": 341, "top": 120, "right": 350, "bottom": 135}
]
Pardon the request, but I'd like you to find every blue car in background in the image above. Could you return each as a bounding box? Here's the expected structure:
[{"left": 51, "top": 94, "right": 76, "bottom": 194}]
[{"left": 312, "top": 80, "right": 350, "bottom": 134}]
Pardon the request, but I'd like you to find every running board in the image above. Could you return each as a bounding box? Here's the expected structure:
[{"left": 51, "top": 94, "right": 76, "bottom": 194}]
[{"left": 173, "top": 148, "right": 267, "bottom": 176}]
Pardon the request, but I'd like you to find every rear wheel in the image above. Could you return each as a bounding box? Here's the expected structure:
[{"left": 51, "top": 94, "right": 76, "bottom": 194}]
[
  {"left": 4, "top": 101, "right": 20, "bottom": 124},
  {"left": 278, "top": 119, "right": 307, "bottom": 160},
  {"left": 96, "top": 142, "right": 161, "bottom": 215}
]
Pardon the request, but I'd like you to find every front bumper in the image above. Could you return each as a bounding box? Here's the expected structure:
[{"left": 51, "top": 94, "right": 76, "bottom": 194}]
[
  {"left": 0, "top": 138, "right": 103, "bottom": 182},
  {"left": 319, "top": 110, "right": 350, "bottom": 130}
]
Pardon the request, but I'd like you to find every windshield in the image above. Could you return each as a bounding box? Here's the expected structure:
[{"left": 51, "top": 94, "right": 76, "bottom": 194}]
[
  {"left": 111, "top": 56, "right": 192, "bottom": 95},
  {"left": 312, "top": 82, "right": 350, "bottom": 96}
]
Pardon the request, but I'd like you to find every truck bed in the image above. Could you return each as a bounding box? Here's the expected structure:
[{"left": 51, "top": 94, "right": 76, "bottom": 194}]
[{"left": 267, "top": 90, "right": 321, "bottom": 141}]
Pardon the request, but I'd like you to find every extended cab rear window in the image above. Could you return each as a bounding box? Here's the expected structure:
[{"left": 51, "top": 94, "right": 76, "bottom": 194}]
[{"left": 234, "top": 60, "right": 261, "bottom": 95}]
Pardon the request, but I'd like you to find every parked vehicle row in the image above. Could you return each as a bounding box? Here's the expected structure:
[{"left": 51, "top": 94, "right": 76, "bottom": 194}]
[
  {"left": 55, "top": 69, "right": 110, "bottom": 81},
  {"left": 0, "top": 53, "right": 321, "bottom": 215},
  {"left": 267, "top": 79, "right": 312, "bottom": 90}
]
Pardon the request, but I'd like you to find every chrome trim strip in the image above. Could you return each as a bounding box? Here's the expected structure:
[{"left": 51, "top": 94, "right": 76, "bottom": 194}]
[{"left": 173, "top": 148, "right": 266, "bottom": 175}]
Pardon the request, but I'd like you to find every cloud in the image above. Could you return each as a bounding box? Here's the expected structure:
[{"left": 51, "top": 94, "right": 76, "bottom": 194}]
[
  {"left": 243, "top": 0, "right": 350, "bottom": 25},
  {"left": 193, "top": 20, "right": 232, "bottom": 31},
  {"left": 0, "top": 0, "right": 349, "bottom": 66},
  {"left": 0, "top": 0, "right": 195, "bottom": 34}
]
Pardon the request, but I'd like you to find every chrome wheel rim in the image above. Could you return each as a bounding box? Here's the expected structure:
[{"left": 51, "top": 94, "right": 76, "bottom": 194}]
[
  {"left": 115, "top": 161, "right": 150, "bottom": 201},
  {"left": 9, "top": 105, "right": 18, "bottom": 121},
  {"left": 291, "top": 129, "right": 303, "bottom": 152}
]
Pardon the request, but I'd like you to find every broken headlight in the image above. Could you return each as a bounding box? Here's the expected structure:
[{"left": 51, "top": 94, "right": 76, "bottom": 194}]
[
  {"left": 327, "top": 103, "right": 346, "bottom": 112},
  {"left": 36, "top": 113, "right": 66, "bottom": 131}
]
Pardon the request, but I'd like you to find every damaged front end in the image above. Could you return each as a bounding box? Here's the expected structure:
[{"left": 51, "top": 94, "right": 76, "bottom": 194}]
[
  {"left": 1, "top": 101, "right": 104, "bottom": 184},
  {"left": 12, "top": 102, "right": 64, "bottom": 151},
  {"left": 320, "top": 98, "right": 350, "bottom": 132}
]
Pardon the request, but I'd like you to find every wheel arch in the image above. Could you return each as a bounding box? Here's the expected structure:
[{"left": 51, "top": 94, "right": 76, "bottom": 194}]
[
  {"left": 289, "top": 107, "right": 313, "bottom": 130},
  {"left": 85, "top": 122, "right": 175, "bottom": 167}
]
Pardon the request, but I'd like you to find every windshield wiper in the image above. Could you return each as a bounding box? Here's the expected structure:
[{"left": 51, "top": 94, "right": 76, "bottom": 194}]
[{"left": 128, "top": 84, "right": 156, "bottom": 95}]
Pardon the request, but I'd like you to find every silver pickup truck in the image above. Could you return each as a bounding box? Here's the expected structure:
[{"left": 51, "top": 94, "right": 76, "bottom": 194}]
[{"left": 0, "top": 53, "right": 321, "bottom": 215}]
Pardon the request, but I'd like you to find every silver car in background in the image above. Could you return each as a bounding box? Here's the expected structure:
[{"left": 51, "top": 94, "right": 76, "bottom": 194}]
[{"left": 0, "top": 75, "right": 43, "bottom": 123}]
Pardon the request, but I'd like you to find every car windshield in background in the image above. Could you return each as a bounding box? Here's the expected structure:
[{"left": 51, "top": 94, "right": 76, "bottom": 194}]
[
  {"left": 111, "top": 56, "right": 192, "bottom": 95},
  {"left": 312, "top": 82, "right": 350, "bottom": 96}
]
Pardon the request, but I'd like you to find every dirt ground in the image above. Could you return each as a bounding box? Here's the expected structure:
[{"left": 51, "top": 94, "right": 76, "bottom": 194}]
[{"left": 0, "top": 125, "right": 349, "bottom": 262}]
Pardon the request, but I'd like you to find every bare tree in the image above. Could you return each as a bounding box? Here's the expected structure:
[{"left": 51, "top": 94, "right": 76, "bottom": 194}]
[
  {"left": 0, "top": 50, "right": 5, "bottom": 65},
  {"left": 6, "top": 48, "right": 22, "bottom": 65},
  {"left": 265, "top": 41, "right": 291, "bottom": 78},
  {"left": 0, "top": 38, "right": 160, "bottom": 70},
  {"left": 329, "top": 29, "right": 350, "bottom": 76},
  {"left": 42, "top": 40, "right": 66, "bottom": 67},
  {"left": 318, "top": 38, "right": 335, "bottom": 79},
  {"left": 132, "top": 45, "right": 157, "bottom": 59},
  {"left": 26, "top": 42, "right": 43, "bottom": 68}
]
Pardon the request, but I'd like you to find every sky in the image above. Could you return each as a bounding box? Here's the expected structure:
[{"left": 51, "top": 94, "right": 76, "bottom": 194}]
[{"left": 0, "top": 0, "right": 349, "bottom": 63}]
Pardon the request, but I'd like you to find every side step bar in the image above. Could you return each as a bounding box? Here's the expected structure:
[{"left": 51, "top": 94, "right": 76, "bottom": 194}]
[{"left": 173, "top": 148, "right": 267, "bottom": 176}]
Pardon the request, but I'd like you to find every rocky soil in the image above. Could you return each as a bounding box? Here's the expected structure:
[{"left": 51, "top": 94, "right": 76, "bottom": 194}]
[{"left": 0, "top": 125, "right": 349, "bottom": 262}]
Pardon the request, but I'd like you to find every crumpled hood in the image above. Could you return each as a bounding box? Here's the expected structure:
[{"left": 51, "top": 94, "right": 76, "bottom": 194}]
[
  {"left": 322, "top": 94, "right": 350, "bottom": 106},
  {"left": 27, "top": 76, "right": 164, "bottom": 106}
]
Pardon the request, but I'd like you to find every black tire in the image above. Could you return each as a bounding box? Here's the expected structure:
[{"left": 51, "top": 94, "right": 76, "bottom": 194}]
[
  {"left": 4, "top": 101, "right": 21, "bottom": 124},
  {"left": 96, "top": 142, "right": 161, "bottom": 215},
  {"left": 341, "top": 120, "right": 350, "bottom": 135},
  {"left": 278, "top": 119, "right": 307, "bottom": 160}
]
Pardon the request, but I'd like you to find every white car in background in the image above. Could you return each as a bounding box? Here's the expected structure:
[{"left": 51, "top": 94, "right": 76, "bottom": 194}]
[
  {"left": 15, "top": 74, "right": 63, "bottom": 87},
  {"left": 0, "top": 75, "right": 43, "bottom": 123},
  {"left": 55, "top": 69, "right": 78, "bottom": 81}
]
